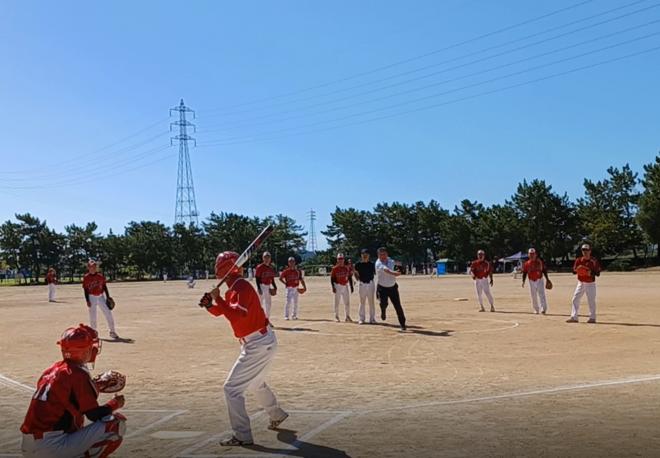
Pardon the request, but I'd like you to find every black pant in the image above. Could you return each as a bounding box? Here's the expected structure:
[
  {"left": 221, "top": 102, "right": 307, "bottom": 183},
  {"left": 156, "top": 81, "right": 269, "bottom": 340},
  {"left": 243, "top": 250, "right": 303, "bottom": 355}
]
[{"left": 377, "top": 284, "right": 406, "bottom": 327}]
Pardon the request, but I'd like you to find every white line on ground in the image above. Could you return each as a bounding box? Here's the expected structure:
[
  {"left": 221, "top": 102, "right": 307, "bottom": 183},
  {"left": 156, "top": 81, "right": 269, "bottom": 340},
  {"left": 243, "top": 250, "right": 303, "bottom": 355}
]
[
  {"left": 360, "top": 373, "right": 660, "bottom": 414},
  {"left": 0, "top": 374, "right": 32, "bottom": 393},
  {"left": 125, "top": 410, "right": 188, "bottom": 440}
]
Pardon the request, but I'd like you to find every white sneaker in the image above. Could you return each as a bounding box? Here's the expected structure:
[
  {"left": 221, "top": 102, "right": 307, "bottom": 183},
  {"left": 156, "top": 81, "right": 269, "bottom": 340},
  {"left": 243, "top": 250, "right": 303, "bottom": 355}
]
[
  {"left": 345, "top": 316, "right": 353, "bottom": 323},
  {"left": 109, "top": 332, "right": 119, "bottom": 340},
  {"left": 284, "top": 317, "right": 290, "bottom": 321},
  {"left": 335, "top": 316, "right": 340, "bottom": 322},
  {"left": 358, "top": 320, "right": 365, "bottom": 325},
  {"left": 292, "top": 316, "right": 298, "bottom": 320},
  {"left": 369, "top": 319, "right": 377, "bottom": 324}
]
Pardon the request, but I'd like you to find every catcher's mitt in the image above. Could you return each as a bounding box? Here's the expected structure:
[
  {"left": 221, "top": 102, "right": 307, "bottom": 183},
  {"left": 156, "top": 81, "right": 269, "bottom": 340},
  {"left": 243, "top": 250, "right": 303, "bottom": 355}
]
[
  {"left": 297, "top": 287, "right": 306, "bottom": 295},
  {"left": 269, "top": 289, "right": 277, "bottom": 296},
  {"left": 545, "top": 279, "right": 553, "bottom": 290},
  {"left": 106, "top": 297, "right": 116, "bottom": 310},
  {"left": 93, "top": 370, "right": 126, "bottom": 393}
]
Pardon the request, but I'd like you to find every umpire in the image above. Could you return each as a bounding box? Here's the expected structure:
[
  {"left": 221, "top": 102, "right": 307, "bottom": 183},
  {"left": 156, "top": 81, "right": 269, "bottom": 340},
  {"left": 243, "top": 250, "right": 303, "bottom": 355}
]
[{"left": 375, "top": 247, "right": 407, "bottom": 331}]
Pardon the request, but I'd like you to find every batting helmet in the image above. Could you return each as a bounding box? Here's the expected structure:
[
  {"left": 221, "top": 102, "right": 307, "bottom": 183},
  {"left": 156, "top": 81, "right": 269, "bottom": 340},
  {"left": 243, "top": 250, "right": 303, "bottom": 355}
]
[
  {"left": 58, "top": 324, "right": 100, "bottom": 364},
  {"left": 215, "top": 251, "right": 240, "bottom": 280}
]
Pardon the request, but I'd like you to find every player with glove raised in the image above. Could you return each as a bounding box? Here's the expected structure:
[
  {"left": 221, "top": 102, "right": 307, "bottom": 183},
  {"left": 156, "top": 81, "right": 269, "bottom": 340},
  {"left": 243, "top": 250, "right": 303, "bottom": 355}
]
[
  {"left": 199, "top": 251, "right": 289, "bottom": 447},
  {"left": 20, "top": 324, "right": 126, "bottom": 457},
  {"left": 255, "top": 251, "right": 278, "bottom": 318}
]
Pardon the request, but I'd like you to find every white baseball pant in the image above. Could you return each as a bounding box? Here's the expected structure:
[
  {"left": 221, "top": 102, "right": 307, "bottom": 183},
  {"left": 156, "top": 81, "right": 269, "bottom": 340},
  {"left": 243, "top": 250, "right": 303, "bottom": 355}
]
[
  {"left": 284, "top": 287, "right": 299, "bottom": 319},
  {"left": 223, "top": 328, "right": 287, "bottom": 443},
  {"left": 571, "top": 281, "right": 597, "bottom": 320},
  {"left": 21, "top": 415, "right": 125, "bottom": 458},
  {"left": 333, "top": 284, "right": 351, "bottom": 320},
  {"left": 259, "top": 285, "right": 272, "bottom": 318},
  {"left": 528, "top": 279, "right": 548, "bottom": 313},
  {"left": 358, "top": 281, "right": 376, "bottom": 322},
  {"left": 48, "top": 284, "right": 56, "bottom": 302},
  {"left": 474, "top": 278, "right": 494, "bottom": 308},
  {"left": 88, "top": 294, "right": 116, "bottom": 334}
]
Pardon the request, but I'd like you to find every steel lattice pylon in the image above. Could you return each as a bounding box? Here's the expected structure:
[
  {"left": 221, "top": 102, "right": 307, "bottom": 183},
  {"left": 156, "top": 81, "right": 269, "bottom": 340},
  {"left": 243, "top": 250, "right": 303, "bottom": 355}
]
[{"left": 170, "top": 99, "right": 199, "bottom": 226}]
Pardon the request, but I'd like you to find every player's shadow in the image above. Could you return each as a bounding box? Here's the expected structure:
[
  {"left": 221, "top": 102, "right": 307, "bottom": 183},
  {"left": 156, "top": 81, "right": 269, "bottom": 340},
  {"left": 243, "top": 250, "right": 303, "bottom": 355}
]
[
  {"left": 492, "top": 310, "right": 566, "bottom": 317},
  {"left": 408, "top": 329, "right": 453, "bottom": 337},
  {"left": 296, "top": 318, "right": 337, "bottom": 323},
  {"left": 100, "top": 337, "right": 135, "bottom": 344},
  {"left": 246, "top": 428, "right": 351, "bottom": 457},
  {"left": 378, "top": 322, "right": 423, "bottom": 330},
  {"left": 275, "top": 327, "right": 320, "bottom": 333}
]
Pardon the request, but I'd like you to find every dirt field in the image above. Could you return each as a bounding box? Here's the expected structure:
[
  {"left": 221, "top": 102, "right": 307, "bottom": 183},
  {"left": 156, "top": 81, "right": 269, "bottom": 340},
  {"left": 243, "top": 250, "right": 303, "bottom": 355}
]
[{"left": 2, "top": 272, "right": 660, "bottom": 457}]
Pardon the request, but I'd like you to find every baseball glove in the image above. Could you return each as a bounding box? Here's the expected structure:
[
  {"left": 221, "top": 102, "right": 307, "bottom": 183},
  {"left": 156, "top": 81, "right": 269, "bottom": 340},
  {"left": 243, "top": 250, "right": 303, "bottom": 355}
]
[
  {"left": 93, "top": 370, "right": 126, "bottom": 393},
  {"left": 297, "top": 287, "right": 306, "bottom": 294},
  {"left": 269, "top": 289, "right": 277, "bottom": 296},
  {"left": 106, "top": 297, "right": 116, "bottom": 310},
  {"left": 545, "top": 279, "right": 553, "bottom": 290}
]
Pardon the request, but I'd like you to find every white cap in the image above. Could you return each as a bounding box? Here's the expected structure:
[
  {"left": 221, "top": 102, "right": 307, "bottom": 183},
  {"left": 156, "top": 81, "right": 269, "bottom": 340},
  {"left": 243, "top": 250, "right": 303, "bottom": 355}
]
[
  {"left": 288, "top": 256, "right": 296, "bottom": 262},
  {"left": 477, "top": 250, "right": 485, "bottom": 255},
  {"left": 528, "top": 248, "right": 536, "bottom": 254},
  {"left": 263, "top": 251, "right": 271, "bottom": 257},
  {"left": 581, "top": 244, "right": 591, "bottom": 250},
  {"left": 337, "top": 253, "right": 344, "bottom": 259}
]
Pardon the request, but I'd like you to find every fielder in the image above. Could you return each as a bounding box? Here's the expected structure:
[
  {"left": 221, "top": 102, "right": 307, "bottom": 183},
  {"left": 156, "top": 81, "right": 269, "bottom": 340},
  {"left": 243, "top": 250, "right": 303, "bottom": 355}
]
[
  {"left": 567, "top": 243, "right": 602, "bottom": 324},
  {"left": 83, "top": 260, "right": 119, "bottom": 340},
  {"left": 330, "top": 254, "right": 352, "bottom": 322},
  {"left": 255, "top": 251, "right": 278, "bottom": 318},
  {"left": 471, "top": 250, "right": 495, "bottom": 312},
  {"left": 278, "top": 257, "right": 306, "bottom": 320},
  {"left": 46, "top": 267, "right": 57, "bottom": 302},
  {"left": 199, "top": 251, "right": 288, "bottom": 446},
  {"left": 20, "top": 324, "right": 126, "bottom": 458},
  {"left": 354, "top": 249, "right": 376, "bottom": 324},
  {"left": 521, "top": 248, "right": 552, "bottom": 314}
]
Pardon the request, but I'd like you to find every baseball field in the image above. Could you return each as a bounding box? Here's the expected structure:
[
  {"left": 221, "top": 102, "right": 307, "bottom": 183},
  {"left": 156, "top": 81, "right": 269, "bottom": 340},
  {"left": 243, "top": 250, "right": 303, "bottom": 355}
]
[{"left": 1, "top": 271, "right": 660, "bottom": 457}]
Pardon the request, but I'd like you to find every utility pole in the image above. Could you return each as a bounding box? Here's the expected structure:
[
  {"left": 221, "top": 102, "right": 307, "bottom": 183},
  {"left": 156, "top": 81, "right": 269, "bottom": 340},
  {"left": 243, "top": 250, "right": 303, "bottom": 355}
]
[
  {"left": 170, "top": 99, "right": 199, "bottom": 226},
  {"left": 307, "top": 209, "right": 317, "bottom": 253}
]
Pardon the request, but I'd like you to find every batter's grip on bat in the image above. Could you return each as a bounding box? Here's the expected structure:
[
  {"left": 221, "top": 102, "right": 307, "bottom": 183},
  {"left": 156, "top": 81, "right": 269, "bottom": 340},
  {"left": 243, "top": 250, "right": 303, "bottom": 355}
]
[{"left": 199, "top": 292, "right": 213, "bottom": 308}]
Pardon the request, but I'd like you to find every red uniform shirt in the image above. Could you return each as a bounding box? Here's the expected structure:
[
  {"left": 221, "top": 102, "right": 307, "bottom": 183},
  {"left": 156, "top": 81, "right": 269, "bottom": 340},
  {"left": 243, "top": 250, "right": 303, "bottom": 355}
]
[
  {"left": 470, "top": 260, "right": 491, "bottom": 279},
  {"left": 255, "top": 263, "right": 276, "bottom": 286},
  {"left": 523, "top": 259, "right": 546, "bottom": 281},
  {"left": 83, "top": 272, "right": 106, "bottom": 296},
  {"left": 573, "top": 257, "right": 601, "bottom": 283},
  {"left": 280, "top": 267, "right": 301, "bottom": 288},
  {"left": 21, "top": 360, "right": 99, "bottom": 435},
  {"left": 46, "top": 272, "right": 57, "bottom": 285},
  {"left": 206, "top": 278, "right": 269, "bottom": 338},
  {"left": 331, "top": 265, "right": 350, "bottom": 286}
]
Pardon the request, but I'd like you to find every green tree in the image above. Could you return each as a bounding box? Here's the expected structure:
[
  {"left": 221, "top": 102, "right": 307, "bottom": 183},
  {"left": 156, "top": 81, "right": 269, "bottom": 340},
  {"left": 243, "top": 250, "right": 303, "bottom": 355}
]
[
  {"left": 63, "top": 222, "right": 102, "bottom": 280},
  {"left": 172, "top": 223, "right": 206, "bottom": 276},
  {"left": 0, "top": 220, "right": 22, "bottom": 272},
  {"left": 204, "top": 212, "right": 261, "bottom": 268},
  {"left": 98, "top": 230, "right": 128, "bottom": 280},
  {"left": 124, "top": 221, "right": 172, "bottom": 279},
  {"left": 261, "top": 214, "right": 307, "bottom": 269},
  {"left": 638, "top": 155, "right": 660, "bottom": 259}
]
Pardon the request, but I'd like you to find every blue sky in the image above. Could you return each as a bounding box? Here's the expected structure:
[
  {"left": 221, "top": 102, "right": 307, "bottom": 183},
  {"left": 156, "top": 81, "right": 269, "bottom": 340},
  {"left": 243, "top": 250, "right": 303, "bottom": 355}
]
[{"left": 1, "top": 0, "right": 659, "bottom": 248}]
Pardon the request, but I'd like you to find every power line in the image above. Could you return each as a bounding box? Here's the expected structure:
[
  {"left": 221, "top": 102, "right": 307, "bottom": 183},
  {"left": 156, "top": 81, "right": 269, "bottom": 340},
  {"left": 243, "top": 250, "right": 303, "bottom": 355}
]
[
  {"left": 196, "top": 43, "right": 660, "bottom": 148},
  {"left": 197, "top": 13, "right": 660, "bottom": 138},
  {"left": 198, "top": 0, "right": 597, "bottom": 116}
]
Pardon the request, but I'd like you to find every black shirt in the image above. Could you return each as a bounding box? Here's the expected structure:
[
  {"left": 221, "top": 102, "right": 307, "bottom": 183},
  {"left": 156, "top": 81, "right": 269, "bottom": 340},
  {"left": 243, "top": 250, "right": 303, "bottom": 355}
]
[{"left": 354, "top": 261, "right": 375, "bottom": 283}]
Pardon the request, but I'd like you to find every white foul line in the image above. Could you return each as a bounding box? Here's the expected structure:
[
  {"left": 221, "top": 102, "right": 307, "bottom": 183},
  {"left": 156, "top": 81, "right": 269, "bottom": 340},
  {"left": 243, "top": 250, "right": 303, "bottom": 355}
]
[
  {"left": 0, "top": 374, "right": 33, "bottom": 393},
  {"left": 360, "top": 374, "right": 660, "bottom": 414},
  {"left": 125, "top": 410, "right": 189, "bottom": 439}
]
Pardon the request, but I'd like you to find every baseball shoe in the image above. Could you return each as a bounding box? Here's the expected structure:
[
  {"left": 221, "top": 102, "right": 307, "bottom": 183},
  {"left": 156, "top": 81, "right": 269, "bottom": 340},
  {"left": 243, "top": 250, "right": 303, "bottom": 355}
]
[
  {"left": 490, "top": 306, "right": 495, "bottom": 312},
  {"left": 109, "top": 332, "right": 119, "bottom": 340},
  {"left": 566, "top": 317, "right": 579, "bottom": 323},
  {"left": 284, "top": 317, "right": 290, "bottom": 321},
  {"left": 292, "top": 316, "right": 298, "bottom": 320},
  {"left": 268, "top": 413, "right": 289, "bottom": 430},
  {"left": 358, "top": 320, "right": 365, "bottom": 325},
  {"left": 380, "top": 309, "right": 386, "bottom": 321},
  {"left": 479, "top": 308, "right": 485, "bottom": 312},
  {"left": 369, "top": 319, "right": 377, "bottom": 324},
  {"left": 541, "top": 309, "right": 547, "bottom": 315},
  {"left": 345, "top": 316, "right": 353, "bottom": 323},
  {"left": 399, "top": 324, "right": 407, "bottom": 332},
  {"left": 220, "top": 436, "right": 253, "bottom": 447},
  {"left": 587, "top": 318, "right": 596, "bottom": 324},
  {"left": 335, "top": 316, "right": 341, "bottom": 322}
]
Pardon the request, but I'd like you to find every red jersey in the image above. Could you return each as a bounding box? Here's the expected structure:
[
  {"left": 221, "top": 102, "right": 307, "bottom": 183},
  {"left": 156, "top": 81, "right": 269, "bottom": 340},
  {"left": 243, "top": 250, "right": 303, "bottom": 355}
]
[
  {"left": 46, "top": 272, "right": 57, "bottom": 285},
  {"left": 331, "top": 265, "right": 350, "bottom": 286},
  {"left": 280, "top": 267, "right": 301, "bottom": 288},
  {"left": 573, "top": 257, "right": 601, "bottom": 283},
  {"left": 470, "top": 260, "right": 491, "bottom": 279},
  {"left": 255, "top": 263, "right": 277, "bottom": 286},
  {"left": 206, "top": 278, "right": 269, "bottom": 338},
  {"left": 523, "top": 259, "right": 545, "bottom": 281},
  {"left": 21, "top": 360, "right": 99, "bottom": 435},
  {"left": 83, "top": 273, "right": 106, "bottom": 296}
]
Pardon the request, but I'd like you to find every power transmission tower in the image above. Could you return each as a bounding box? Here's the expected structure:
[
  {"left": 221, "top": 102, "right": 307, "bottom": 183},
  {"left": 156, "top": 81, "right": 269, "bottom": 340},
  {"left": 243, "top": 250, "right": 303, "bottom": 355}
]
[
  {"left": 307, "top": 209, "right": 317, "bottom": 252},
  {"left": 170, "top": 99, "right": 199, "bottom": 226}
]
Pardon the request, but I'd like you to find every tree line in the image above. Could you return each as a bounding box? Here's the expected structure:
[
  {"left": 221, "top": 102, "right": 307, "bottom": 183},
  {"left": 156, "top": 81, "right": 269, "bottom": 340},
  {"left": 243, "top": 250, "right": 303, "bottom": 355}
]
[{"left": 1, "top": 156, "right": 659, "bottom": 283}]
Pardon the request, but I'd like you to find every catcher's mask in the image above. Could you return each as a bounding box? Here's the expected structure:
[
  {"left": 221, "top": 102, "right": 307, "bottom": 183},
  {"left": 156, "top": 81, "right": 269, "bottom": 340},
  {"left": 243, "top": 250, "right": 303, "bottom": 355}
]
[
  {"left": 215, "top": 251, "right": 241, "bottom": 280},
  {"left": 58, "top": 324, "right": 101, "bottom": 366}
]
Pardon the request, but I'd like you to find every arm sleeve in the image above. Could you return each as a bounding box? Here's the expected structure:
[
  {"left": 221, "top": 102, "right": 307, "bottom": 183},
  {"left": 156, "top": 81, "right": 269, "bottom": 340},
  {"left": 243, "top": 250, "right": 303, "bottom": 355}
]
[{"left": 103, "top": 283, "right": 110, "bottom": 297}]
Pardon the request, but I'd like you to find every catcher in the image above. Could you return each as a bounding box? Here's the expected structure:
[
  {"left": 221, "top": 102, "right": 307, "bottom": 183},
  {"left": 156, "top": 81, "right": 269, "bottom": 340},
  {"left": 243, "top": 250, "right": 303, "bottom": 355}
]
[
  {"left": 255, "top": 251, "right": 278, "bottom": 318},
  {"left": 20, "top": 324, "right": 127, "bottom": 457},
  {"left": 199, "top": 251, "right": 289, "bottom": 446},
  {"left": 521, "top": 248, "right": 552, "bottom": 315},
  {"left": 278, "top": 257, "right": 306, "bottom": 320}
]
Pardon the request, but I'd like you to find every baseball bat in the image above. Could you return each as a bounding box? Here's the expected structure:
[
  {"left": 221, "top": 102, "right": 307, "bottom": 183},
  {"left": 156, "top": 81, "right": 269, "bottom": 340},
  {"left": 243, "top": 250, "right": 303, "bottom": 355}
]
[{"left": 216, "top": 224, "right": 274, "bottom": 287}]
